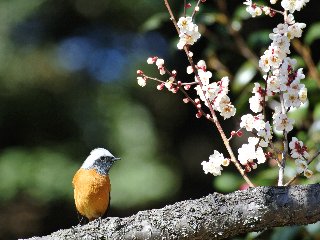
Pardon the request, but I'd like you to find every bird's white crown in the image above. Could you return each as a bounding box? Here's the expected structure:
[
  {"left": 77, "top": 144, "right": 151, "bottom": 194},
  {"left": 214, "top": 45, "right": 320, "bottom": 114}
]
[{"left": 81, "top": 148, "right": 115, "bottom": 169}]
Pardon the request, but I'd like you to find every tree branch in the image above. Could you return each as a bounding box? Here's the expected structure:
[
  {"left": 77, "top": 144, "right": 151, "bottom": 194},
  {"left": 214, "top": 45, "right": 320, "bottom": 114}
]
[{"left": 26, "top": 184, "right": 320, "bottom": 240}]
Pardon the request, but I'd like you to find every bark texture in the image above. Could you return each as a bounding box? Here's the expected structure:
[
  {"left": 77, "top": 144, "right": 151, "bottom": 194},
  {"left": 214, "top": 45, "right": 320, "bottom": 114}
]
[{"left": 25, "top": 184, "right": 320, "bottom": 240}]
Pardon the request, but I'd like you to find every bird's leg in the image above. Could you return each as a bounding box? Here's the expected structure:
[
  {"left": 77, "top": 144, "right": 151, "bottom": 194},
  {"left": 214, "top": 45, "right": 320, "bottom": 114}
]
[
  {"left": 77, "top": 212, "right": 89, "bottom": 226},
  {"left": 98, "top": 216, "right": 102, "bottom": 228}
]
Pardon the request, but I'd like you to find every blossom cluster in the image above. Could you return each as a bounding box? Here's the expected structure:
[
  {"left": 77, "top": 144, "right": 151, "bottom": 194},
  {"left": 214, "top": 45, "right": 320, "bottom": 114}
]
[
  {"left": 289, "top": 137, "right": 312, "bottom": 177},
  {"left": 239, "top": 0, "right": 311, "bottom": 176},
  {"left": 259, "top": 20, "right": 307, "bottom": 110},
  {"left": 244, "top": 0, "right": 310, "bottom": 18},
  {"left": 257, "top": 10, "right": 308, "bottom": 134},
  {"left": 244, "top": 0, "right": 274, "bottom": 17},
  {"left": 177, "top": 16, "right": 201, "bottom": 50},
  {"left": 201, "top": 150, "right": 229, "bottom": 176},
  {"left": 137, "top": 0, "right": 314, "bottom": 183},
  {"left": 191, "top": 60, "right": 236, "bottom": 119},
  {"left": 281, "top": 0, "right": 310, "bottom": 13},
  {"left": 237, "top": 114, "right": 272, "bottom": 170}
]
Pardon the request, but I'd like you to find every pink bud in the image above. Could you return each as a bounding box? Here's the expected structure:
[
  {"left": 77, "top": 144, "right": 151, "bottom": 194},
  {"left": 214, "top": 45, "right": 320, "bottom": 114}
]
[
  {"left": 185, "top": 3, "right": 192, "bottom": 8},
  {"left": 236, "top": 131, "right": 243, "bottom": 137},
  {"left": 137, "top": 70, "right": 143, "bottom": 75},
  {"left": 231, "top": 131, "right": 236, "bottom": 136},
  {"left": 184, "top": 84, "right": 191, "bottom": 90},
  {"left": 266, "top": 152, "right": 273, "bottom": 158},
  {"left": 172, "top": 70, "right": 177, "bottom": 76},
  {"left": 157, "top": 83, "right": 165, "bottom": 91},
  {"left": 183, "top": 98, "right": 190, "bottom": 103},
  {"left": 251, "top": 162, "right": 257, "bottom": 170},
  {"left": 270, "top": 10, "right": 276, "bottom": 17},
  {"left": 196, "top": 103, "right": 201, "bottom": 109},
  {"left": 172, "top": 88, "right": 179, "bottom": 93},
  {"left": 195, "top": 98, "right": 200, "bottom": 104},
  {"left": 196, "top": 111, "right": 202, "bottom": 118}
]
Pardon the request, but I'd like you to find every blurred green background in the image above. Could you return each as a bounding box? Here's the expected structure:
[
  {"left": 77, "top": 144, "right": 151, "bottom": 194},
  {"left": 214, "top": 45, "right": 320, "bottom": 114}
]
[{"left": 0, "top": 0, "right": 319, "bottom": 239}]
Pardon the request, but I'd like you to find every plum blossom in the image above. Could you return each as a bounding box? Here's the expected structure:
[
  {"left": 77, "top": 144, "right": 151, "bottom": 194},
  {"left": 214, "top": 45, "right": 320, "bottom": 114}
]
[
  {"left": 201, "top": 150, "right": 228, "bottom": 176},
  {"left": 289, "top": 136, "right": 312, "bottom": 177},
  {"left": 244, "top": 0, "right": 263, "bottom": 17},
  {"left": 177, "top": 17, "right": 194, "bottom": 33},
  {"left": 257, "top": 121, "right": 272, "bottom": 147},
  {"left": 192, "top": 60, "right": 235, "bottom": 119},
  {"left": 295, "top": 159, "right": 307, "bottom": 174},
  {"left": 281, "top": 0, "right": 310, "bottom": 13},
  {"left": 273, "top": 112, "right": 295, "bottom": 132},
  {"left": 177, "top": 16, "right": 201, "bottom": 49},
  {"left": 238, "top": 137, "right": 266, "bottom": 165},
  {"left": 137, "top": 77, "right": 146, "bottom": 87},
  {"left": 240, "top": 114, "right": 264, "bottom": 132},
  {"left": 289, "top": 137, "right": 309, "bottom": 159}
]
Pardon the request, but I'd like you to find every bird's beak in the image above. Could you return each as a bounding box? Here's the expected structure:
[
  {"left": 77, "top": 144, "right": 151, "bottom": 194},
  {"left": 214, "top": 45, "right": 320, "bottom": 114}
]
[{"left": 113, "top": 157, "right": 121, "bottom": 162}]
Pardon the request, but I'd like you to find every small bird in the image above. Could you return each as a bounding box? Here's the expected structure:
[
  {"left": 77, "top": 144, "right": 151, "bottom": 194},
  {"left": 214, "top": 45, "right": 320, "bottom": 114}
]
[{"left": 72, "top": 148, "right": 120, "bottom": 222}]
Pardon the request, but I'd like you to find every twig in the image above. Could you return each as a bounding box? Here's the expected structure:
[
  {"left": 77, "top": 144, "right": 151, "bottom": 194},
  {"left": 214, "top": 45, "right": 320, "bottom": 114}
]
[
  {"left": 292, "top": 39, "right": 320, "bottom": 86},
  {"left": 216, "top": 0, "right": 260, "bottom": 70},
  {"left": 191, "top": 0, "right": 202, "bottom": 19}
]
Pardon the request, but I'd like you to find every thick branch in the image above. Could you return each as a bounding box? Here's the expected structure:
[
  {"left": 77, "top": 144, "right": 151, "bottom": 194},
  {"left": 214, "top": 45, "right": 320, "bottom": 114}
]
[{"left": 26, "top": 184, "right": 320, "bottom": 240}]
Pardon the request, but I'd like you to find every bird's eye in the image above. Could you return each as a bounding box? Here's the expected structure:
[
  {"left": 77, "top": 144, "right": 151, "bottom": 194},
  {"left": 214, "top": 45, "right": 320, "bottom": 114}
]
[{"left": 100, "top": 156, "right": 106, "bottom": 160}]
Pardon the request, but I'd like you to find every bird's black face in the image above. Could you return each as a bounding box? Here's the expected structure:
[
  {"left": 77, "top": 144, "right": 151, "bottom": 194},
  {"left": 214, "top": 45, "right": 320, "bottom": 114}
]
[
  {"left": 94, "top": 155, "right": 120, "bottom": 175},
  {"left": 81, "top": 148, "right": 120, "bottom": 175},
  {"left": 99, "top": 155, "right": 120, "bottom": 164}
]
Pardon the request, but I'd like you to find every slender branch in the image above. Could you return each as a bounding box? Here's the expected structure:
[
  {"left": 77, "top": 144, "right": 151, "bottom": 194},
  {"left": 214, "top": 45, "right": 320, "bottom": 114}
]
[
  {"left": 216, "top": 0, "right": 260, "bottom": 70},
  {"left": 142, "top": 74, "right": 197, "bottom": 86},
  {"left": 163, "top": 0, "right": 180, "bottom": 34},
  {"left": 292, "top": 39, "right": 320, "bottom": 86},
  {"left": 191, "top": 0, "right": 202, "bottom": 19}
]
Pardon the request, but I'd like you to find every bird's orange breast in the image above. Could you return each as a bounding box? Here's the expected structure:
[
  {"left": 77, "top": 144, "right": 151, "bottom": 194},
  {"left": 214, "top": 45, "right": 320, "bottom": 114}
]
[{"left": 72, "top": 168, "right": 111, "bottom": 221}]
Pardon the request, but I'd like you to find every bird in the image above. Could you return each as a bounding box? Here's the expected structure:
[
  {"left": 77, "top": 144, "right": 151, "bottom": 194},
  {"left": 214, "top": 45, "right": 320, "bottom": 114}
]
[{"left": 72, "top": 148, "right": 120, "bottom": 222}]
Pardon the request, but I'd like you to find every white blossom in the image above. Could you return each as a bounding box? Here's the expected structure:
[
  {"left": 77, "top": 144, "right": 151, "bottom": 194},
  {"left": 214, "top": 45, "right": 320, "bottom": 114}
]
[
  {"left": 177, "top": 16, "right": 194, "bottom": 34},
  {"left": 201, "top": 150, "right": 226, "bottom": 176},
  {"left": 281, "top": 0, "right": 310, "bottom": 13},
  {"left": 289, "top": 137, "right": 309, "bottom": 159},
  {"left": 283, "top": 89, "right": 301, "bottom": 108},
  {"left": 238, "top": 137, "right": 260, "bottom": 165},
  {"left": 249, "top": 95, "right": 263, "bottom": 113},
  {"left": 177, "top": 19, "right": 201, "bottom": 49},
  {"left": 257, "top": 121, "right": 272, "bottom": 147},
  {"left": 155, "top": 58, "right": 164, "bottom": 67},
  {"left": 240, "top": 114, "right": 264, "bottom": 132},
  {"left": 295, "top": 159, "right": 307, "bottom": 174},
  {"left": 287, "top": 22, "right": 306, "bottom": 39},
  {"left": 186, "top": 66, "right": 193, "bottom": 74},
  {"left": 273, "top": 112, "right": 294, "bottom": 132},
  {"left": 220, "top": 104, "right": 236, "bottom": 119},
  {"left": 137, "top": 77, "right": 146, "bottom": 87},
  {"left": 256, "top": 147, "right": 266, "bottom": 164},
  {"left": 299, "top": 86, "right": 308, "bottom": 103}
]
